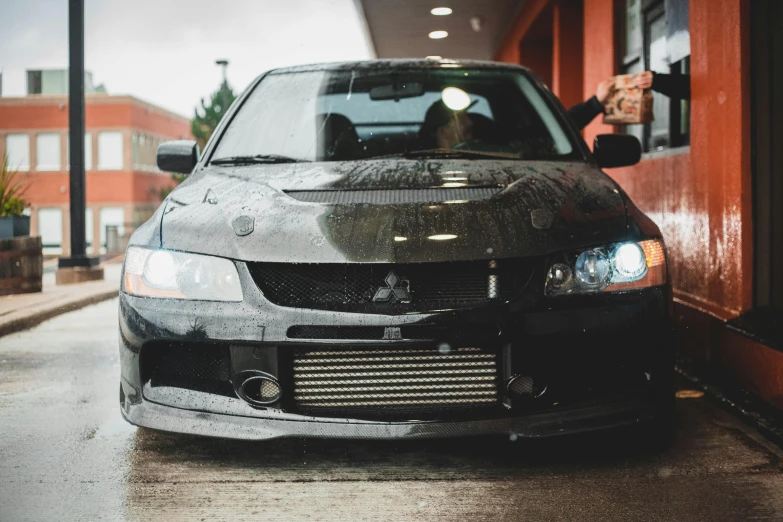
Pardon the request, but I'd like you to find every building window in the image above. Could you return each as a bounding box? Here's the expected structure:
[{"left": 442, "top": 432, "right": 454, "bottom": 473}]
[
  {"left": 85, "top": 207, "right": 94, "bottom": 253},
  {"left": 98, "top": 131, "right": 124, "bottom": 170},
  {"left": 36, "top": 133, "right": 61, "bottom": 171},
  {"left": 132, "top": 133, "right": 139, "bottom": 166},
  {"left": 131, "top": 132, "right": 162, "bottom": 171},
  {"left": 620, "top": 0, "right": 643, "bottom": 65},
  {"left": 99, "top": 207, "right": 125, "bottom": 253},
  {"left": 6, "top": 134, "right": 30, "bottom": 171},
  {"left": 85, "top": 132, "right": 93, "bottom": 170},
  {"left": 617, "top": 0, "right": 690, "bottom": 152},
  {"left": 37, "top": 208, "right": 63, "bottom": 254},
  {"left": 27, "top": 70, "right": 43, "bottom": 95}
]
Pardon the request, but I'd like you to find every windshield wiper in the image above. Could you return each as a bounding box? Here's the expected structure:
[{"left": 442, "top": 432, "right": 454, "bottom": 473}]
[
  {"left": 381, "top": 149, "right": 524, "bottom": 160},
  {"left": 211, "top": 154, "right": 308, "bottom": 165}
]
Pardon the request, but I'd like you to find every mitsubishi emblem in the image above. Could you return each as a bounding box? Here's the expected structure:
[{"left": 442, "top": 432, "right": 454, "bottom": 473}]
[
  {"left": 372, "top": 271, "right": 411, "bottom": 303},
  {"left": 232, "top": 215, "right": 254, "bottom": 236}
]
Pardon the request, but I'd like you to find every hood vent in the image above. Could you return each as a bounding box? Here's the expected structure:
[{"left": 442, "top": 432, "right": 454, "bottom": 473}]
[{"left": 284, "top": 187, "right": 502, "bottom": 205}]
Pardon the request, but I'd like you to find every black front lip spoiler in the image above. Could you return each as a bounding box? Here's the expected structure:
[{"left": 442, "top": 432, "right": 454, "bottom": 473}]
[{"left": 121, "top": 377, "right": 655, "bottom": 441}]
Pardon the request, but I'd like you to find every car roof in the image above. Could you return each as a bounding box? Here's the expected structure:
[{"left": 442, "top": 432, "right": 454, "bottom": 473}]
[{"left": 267, "top": 59, "right": 533, "bottom": 75}]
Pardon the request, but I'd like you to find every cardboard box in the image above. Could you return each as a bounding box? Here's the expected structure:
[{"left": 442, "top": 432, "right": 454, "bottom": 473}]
[{"left": 602, "top": 74, "right": 654, "bottom": 125}]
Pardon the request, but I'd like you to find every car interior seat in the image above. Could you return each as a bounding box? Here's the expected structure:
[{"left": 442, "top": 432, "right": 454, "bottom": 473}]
[{"left": 316, "top": 113, "right": 365, "bottom": 161}]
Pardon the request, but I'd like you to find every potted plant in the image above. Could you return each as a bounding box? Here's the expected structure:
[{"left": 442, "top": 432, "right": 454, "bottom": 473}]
[{"left": 0, "top": 155, "right": 31, "bottom": 238}]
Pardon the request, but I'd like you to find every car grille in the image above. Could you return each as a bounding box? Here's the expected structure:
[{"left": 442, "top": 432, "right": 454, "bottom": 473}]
[
  {"left": 290, "top": 345, "right": 500, "bottom": 419},
  {"left": 248, "top": 259, "right": 536, "bottom": 312}
]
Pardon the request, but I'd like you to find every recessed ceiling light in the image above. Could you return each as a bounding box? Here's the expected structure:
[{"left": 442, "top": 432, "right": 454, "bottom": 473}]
[
  {"left": 431, "top": 7, "right": 452, "bottom": 16},
  {"left": 428, "top": 30, "right": 449, "bottom": 39}
]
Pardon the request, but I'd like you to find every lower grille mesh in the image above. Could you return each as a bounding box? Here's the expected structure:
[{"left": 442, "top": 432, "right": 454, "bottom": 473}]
[
  {"left": 141, "top": 342, "right": 233, "bottom": 397},
  {"left": 291, "top": 345, "right": 499, "bottom": 418}
]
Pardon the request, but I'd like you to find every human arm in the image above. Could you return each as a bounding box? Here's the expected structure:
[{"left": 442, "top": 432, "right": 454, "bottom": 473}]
[
  {"left": 634, "top": 71, "right": 690, "bottom": 100},
  {"left": 568, "top": 96, "right": 605, "bottom": 130},
  {"left": 567, "top": 78, "right": 614, "bottom": 130}
]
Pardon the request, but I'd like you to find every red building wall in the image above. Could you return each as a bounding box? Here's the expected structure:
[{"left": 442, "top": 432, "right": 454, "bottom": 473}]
[
  {"left": 552, "top": 1, "right": 584, "bottom": 109},
  {"left": 608, "top": 0, "right": 753, "bottom": 319},
  {"left": 495, "top": 0, "right": 752, "bottom": 321},
  {"left": 580, "top": 0, "right": 616, "bottom": 147}
]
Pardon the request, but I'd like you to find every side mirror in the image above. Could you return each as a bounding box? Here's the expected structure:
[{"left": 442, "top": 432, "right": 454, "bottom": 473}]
[
  {"left": 157, "top": 140, "right": 200, "bottom": 174},
  {"left": 593, "top": 134, "right": 641, "bottom": 168}
]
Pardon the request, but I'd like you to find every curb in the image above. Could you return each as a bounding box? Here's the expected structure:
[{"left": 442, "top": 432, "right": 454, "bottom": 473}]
[
  {"left": 676, "top": 356, "right": 783, "bottom": 451},
  {"left": 0, "top": 289, "right": 118, "bottom": 338}
]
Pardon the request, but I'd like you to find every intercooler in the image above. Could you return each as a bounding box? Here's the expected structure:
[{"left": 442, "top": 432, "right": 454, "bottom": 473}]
[{"left": 290, "top": 345, "right": 500, "bottom": 419}]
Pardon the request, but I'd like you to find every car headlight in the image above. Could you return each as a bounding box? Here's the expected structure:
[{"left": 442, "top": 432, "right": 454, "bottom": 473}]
[
  {"left": 122, "top": 246, "right": 243, "bottom": 301},
  {"left": 545, "top": 239, "right": 666, "bottom": 296}
]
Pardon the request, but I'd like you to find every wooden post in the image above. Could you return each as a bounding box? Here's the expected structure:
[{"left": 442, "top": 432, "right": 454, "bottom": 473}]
[{"left": 0, "top": 236, "right": 43, "bottom": 296}]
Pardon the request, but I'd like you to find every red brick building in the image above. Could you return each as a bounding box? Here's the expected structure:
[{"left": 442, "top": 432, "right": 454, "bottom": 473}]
[{"left": 0, "top": 92, "right": 191, "bottom": 255}]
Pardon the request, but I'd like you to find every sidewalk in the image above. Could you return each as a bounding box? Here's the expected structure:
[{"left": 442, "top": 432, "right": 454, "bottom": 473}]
[{"left": 0, "top": 262, "right": 122, "bottom": 338}]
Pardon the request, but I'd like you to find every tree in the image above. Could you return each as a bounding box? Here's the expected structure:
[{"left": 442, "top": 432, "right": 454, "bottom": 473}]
[
  {"left": 191, "top": 83, "right": 237, "bottom": 149},
  {"left": 160, "top": 83, "right": 237, "bottom": 201},
  {"left": 158, "top": 172, "right": 187, "bottom": 201}
]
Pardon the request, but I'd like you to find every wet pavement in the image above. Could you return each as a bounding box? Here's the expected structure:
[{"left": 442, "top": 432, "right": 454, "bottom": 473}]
[{"left": 1, "top": 299, "right": 783, "bottom": 521}]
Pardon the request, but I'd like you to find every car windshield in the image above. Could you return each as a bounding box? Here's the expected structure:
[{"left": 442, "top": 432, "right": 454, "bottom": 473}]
[{"left": 211, "top": 67, "right": 578, "bottom": 163}]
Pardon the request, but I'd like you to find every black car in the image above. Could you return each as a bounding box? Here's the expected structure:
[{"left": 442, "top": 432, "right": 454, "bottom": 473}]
[{"left": 119, "top": 59, "right": 674, "bottom": 440}]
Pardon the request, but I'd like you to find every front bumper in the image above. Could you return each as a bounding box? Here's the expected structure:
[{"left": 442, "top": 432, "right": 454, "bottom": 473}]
[
  {"left": 120, "top": 378, "right": 654, "bottom": 440},
  {"left": 119, "top": 262, "right": 674, "bottom": 440}
]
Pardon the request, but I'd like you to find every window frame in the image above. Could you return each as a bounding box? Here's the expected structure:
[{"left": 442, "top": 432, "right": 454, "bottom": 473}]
[{"left": 643, "top": 1, "right": 669, "bottom": 151}]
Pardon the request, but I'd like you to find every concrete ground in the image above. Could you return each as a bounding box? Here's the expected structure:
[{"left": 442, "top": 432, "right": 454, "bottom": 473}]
[{"left": 1, "top": 299, "right": 783, "bottom": 521}]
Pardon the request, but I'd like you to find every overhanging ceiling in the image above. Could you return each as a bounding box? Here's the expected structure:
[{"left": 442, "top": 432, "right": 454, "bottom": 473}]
[{"left": 358, "top": 0, "right": 524, "bottom": 60}]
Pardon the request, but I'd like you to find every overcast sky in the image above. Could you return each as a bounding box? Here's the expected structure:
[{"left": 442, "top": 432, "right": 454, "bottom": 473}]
[{"left": 0, "top": 0, "right": 375, "bottom": 117}]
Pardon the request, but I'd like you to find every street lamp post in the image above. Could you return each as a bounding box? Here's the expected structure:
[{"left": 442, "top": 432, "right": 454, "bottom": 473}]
[
  {"left": 57, "top": 0, "right": 103, "bottom": 283},
  {"left": 216, "top": 59, "right": 229, "bottom": 113}
]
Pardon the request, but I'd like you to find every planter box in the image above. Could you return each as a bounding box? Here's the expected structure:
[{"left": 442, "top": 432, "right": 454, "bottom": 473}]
[
  {"left": 0, "top": 236, "right": 43, "bottom": 296},
  {"left": 0, "top": 215, "right": 31, "bottom": 239}
]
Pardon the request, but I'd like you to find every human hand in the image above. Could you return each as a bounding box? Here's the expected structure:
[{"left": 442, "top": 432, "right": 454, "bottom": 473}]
[
  {"left": 595, "top": 78, "right": 615, "bottom": 103},
  {"left": 634, "top": 71, "right": 654, "bottom": 89}
]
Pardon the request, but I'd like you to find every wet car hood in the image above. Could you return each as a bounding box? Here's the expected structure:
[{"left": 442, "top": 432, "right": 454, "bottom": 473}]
[{"left": 158, "top": 159, "right": 627, "bottom": 263}]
